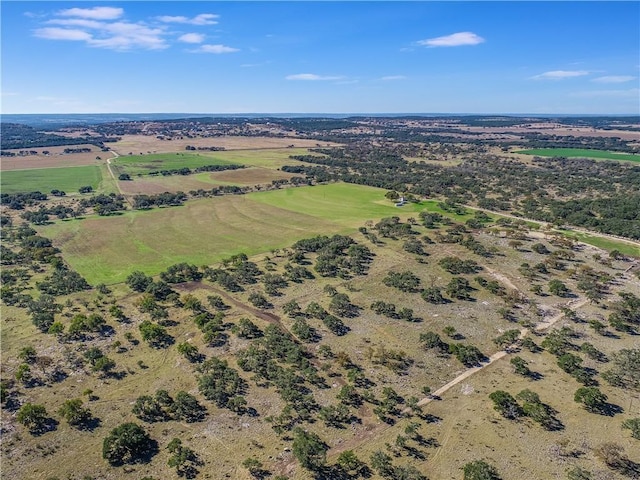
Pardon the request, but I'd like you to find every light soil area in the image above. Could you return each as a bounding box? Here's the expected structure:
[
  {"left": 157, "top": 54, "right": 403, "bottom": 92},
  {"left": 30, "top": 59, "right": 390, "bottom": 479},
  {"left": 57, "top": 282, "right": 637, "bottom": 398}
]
[{"left": 110, "top": 135, "right": 336, "bottom": 155}]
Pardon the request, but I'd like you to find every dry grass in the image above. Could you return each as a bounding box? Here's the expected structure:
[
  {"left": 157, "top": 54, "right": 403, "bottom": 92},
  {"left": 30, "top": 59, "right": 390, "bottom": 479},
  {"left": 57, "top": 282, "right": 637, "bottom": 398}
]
[
  {"left": 110, "top": 135, "right": 336, "bottom": 156},
  {"left": 1, "top": 145, "right": 106, "bottom": 171},
  {"left": 3, "top": 213, "right": 639, "bottom": 480}
]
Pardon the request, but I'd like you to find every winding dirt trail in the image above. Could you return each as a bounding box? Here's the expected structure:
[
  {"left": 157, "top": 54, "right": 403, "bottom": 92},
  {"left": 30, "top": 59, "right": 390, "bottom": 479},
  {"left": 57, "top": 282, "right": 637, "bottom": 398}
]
[
  {"left": 415, "top": 297, "right": 588, "bottom": 408},
  {"left": 330, "top": 289, "right": 588, "bottom": 457}
]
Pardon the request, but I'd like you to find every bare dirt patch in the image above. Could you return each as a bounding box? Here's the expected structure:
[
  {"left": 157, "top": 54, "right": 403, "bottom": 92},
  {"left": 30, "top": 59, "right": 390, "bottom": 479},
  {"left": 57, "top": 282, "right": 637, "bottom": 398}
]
[{"left": 110, "top": 135, "right": 336, "bottom": 155}]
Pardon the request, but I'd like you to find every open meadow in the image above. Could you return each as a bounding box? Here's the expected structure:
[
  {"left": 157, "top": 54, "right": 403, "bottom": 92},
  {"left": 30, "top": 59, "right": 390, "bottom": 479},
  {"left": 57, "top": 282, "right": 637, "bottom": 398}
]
[
  {"left": 0, "top": 165, "right": 103, "bottom": 194},
  {"left": 514, "top": 148, "right": 640, "bottom": 163},
  {"left": 39, "top": 183, "right": 435, "bottom": 285}
]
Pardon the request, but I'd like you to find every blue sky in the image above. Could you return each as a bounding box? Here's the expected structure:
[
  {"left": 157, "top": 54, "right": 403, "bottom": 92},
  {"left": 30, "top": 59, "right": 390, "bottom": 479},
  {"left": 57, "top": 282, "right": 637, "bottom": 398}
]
[{"left": 1, "top": 1, "right": 639, "bottom": 114}]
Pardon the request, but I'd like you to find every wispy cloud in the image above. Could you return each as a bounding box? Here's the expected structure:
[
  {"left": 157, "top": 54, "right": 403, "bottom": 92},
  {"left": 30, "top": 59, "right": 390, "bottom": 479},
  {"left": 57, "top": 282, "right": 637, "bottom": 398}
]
[
  {"left": 418, "top": 32, "right": 484, "bottom": 47},
  {"left": 34, "top": 27, "right": 93, "bottom": 41},
  {"left": 286, "top": 73, "right": 343, "bottom": 81},
  {"left": 531, "top": 70, "right": 590, "bottom": 80},
  {"left": 380, "top": 75, "right": 406, "bottom": 81},
  {"left": 33, "top": 8, "right": 225, "bottom": 51},
  {"left": 156, "top": 14, "right": 218, "bottom": 25},
  {"left": 193, "top": 44, "right": 239, "bottom": 54},
  {"left": 591, "top": 75, "right": 636, "bottom": 84},
  {"left": 178, "top": 33, "right": 205, "bottom": 44},
  {"left": 57, "top": 7, "right": 123, "bottom": 20},
  {"left": 34, "top": 7, "right": 168, "bottom": 50}
]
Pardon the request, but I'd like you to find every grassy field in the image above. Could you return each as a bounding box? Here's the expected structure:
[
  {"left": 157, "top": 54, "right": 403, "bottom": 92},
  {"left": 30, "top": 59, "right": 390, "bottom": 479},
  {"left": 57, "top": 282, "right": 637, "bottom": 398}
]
[
  {"left": 250, "top": 183, "right": 428, "bottom": 227},
  {"left": 113, "top": 152, "right": 235, "bottom": 176},
  {"left": 114, "top": 148, "right": 315, "bottom": 178},
  {"left": 0, "top": 165, "right": 103, "bottom": 194},
  {"left": 514, "top": 148, "right": 640, "bottom": 163},
  {"left": 556, "top": 229, "right": 640, "bottom": 257},
  {"left": 39, "top": 183, "right": 465, "bottom": 285},
  {"left": 6, "top": 207, "right": 639, "bottom": 480},
  {"left": 202, "top": 147, "right": 318, "bottom": 169}
]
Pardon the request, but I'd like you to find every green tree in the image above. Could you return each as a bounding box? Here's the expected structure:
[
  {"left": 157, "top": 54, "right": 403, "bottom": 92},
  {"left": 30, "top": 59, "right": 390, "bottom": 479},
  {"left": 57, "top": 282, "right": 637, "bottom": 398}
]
[
  {"left": 489, "top": 390, "right": 522, "bottom": 419},
  {"left": 463, "top": 460, "right": 502, "bottom": 480},
  {"left": 58, "top": 398, "right": 92, "bottom": 427},
  {"left": 421, "top": 286, "right": 447, "bottom": 304},
  {"left": 139, "top": 320, "right": 172, "bottom": 348},
  {"left": 446, "top": 277, "right": 473, "bottom": 300},
  {"left": 621, "top": 417, "right": 640, "bottom": 440},
  {"left": 548, "top": 279, "right": 570, "bottom": 297},
  {"left": 574, "top": 387, "right": 608, "bottom": 413},
  {"left": 172, "top": 391, "right": 206, "bottom": 423},
  {"left": 167, "top": 437, "right": 199, "bottom": 478},
  {"left": 336, "top": 450, "right": 364, "bottom": 474},
  {"left": 18, "top": 346, "right": 37, "bottom": 364},
  {"left": 15, "top": 363, "right": 32, "bottom": 385},
  {"left": 125, "top": 270, "right": 153, "bottom": 292},
  {"left": 177, "top": 342, "right": 202, "bottom": 363},
  {"left": 102, "top": 422, "right": 156, "bottom": 465},
  {"left": 510, "top": 356, "right": 531, "bottom": 376},
  {"left": 17, "top": 403, "right": 49, "bottom": 433},
  {"left": 292, "top": 427, "right": 328, "bottom": 470},
  {"left": 242, "top": 457, "right": 265, "bottom": 477}
]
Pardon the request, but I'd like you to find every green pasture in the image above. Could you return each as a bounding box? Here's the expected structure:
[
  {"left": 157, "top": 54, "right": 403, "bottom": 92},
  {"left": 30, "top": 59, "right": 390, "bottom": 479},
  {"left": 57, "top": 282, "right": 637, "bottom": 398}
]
[
  {"left": 39, "top": 183, "right": 442, "bottom": 285},
  {"left": 114, "top": 148, "right": 315, "bottom": 177},
  {"left": 556, "top": 229, "right": 640, "bottom": 258},
  {"left": 0, "top": 165, "right": 102, "bottom": 194},
  {"left": 249, "top": 182, "right": 429, "bottom": 226},
  {"left": 515, "top": 148, "right": 640, "bottom": 163},
  {"left": 114, "top": 152, "right": 235, "bottom": 176}
]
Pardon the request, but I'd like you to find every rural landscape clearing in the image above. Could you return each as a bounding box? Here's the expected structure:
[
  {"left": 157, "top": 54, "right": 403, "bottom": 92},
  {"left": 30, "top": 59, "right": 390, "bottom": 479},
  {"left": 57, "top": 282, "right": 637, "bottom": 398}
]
[
  {"left": 2, "top": 115, "right": 639, "bottom": 480},
  {"left": 2, "top": 1, "right": 639, "bottom": 480}
]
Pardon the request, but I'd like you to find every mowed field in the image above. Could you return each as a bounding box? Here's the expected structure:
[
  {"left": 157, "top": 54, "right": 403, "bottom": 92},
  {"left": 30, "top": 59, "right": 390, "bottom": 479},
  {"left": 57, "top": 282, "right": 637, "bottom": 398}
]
[
  {"left": 40, "top": 183, "right": 423, "bottom": 285},
  {"left": 515, "top": 148, "right": 640, "bottom": 163},
  {"left": 114, "top": 148, "right": 314, "bottom": 194},
  {"left": 0, "top": 165, "right": 103, "bottom": 194},
  {"left": 113, "top": 152, "right": 235, "bottom": 176}
]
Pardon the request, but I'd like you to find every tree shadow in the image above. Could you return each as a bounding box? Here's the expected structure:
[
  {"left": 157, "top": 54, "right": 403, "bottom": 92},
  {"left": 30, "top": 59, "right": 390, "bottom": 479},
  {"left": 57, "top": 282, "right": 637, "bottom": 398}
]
[
  {"left": 78, "top": 416, "right": 102, "bottom": 432},
  {"left": 30, "top": 417, "right": 58, "bottom": 436},
  {"left": 596, "top": 402, "right": 624, "bottom": 417}
]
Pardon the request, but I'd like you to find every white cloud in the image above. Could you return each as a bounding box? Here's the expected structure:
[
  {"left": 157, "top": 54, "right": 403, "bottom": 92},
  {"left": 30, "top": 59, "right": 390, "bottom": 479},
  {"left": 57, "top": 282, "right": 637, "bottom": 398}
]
[
  {"left": 157, "top": 13, "right": 219, "bottom": 25},
  {"left": 178, "top": 33, "right": 205, "bottom": 44},
  {"left": 286, "top": 73, "right": 343, "bottom": 81},
  {"left": 195, "top": 44, "right": 239, "bottom": 54},
  {"left": 47, "top": 18, "right": 104, "bottom": 29},
  {"left": 37, "top": 12, "right": 169, "bottom": 51},
  {"left": 418, "top": 32, "right": 484, "bottom": 47},
  {"left": 380, "top": 75, "right": 406, "bottom": 81},
  {"left": 34, "top": 27, "right": 93, "bottom": 41},
  {"left": 531, "top": 70, "right": 590, "bottom": 80},
  {"left": 591, "top": 75, "right": 636, "bottom": 84},
  {"left": 33, "top": 8, "right": 228, "bottom": 52},
  {"left": 58, "top": 7, "right": 123, "bottom": 20},
  {"left": 90, "top": 22, "right": 168, "bottom": 50}
]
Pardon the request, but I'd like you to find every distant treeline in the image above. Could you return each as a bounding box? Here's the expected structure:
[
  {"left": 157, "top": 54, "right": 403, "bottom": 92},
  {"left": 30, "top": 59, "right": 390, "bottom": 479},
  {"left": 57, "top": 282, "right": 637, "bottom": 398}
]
[
  {"left": 283, "top": 144, "right": 640, "bottom": 240},
  {"left": 146, "top": 164, "right": 244, "bottom": 177},
  {"left": 0, "top": 123, "right": 118, "bottom": 150}
]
